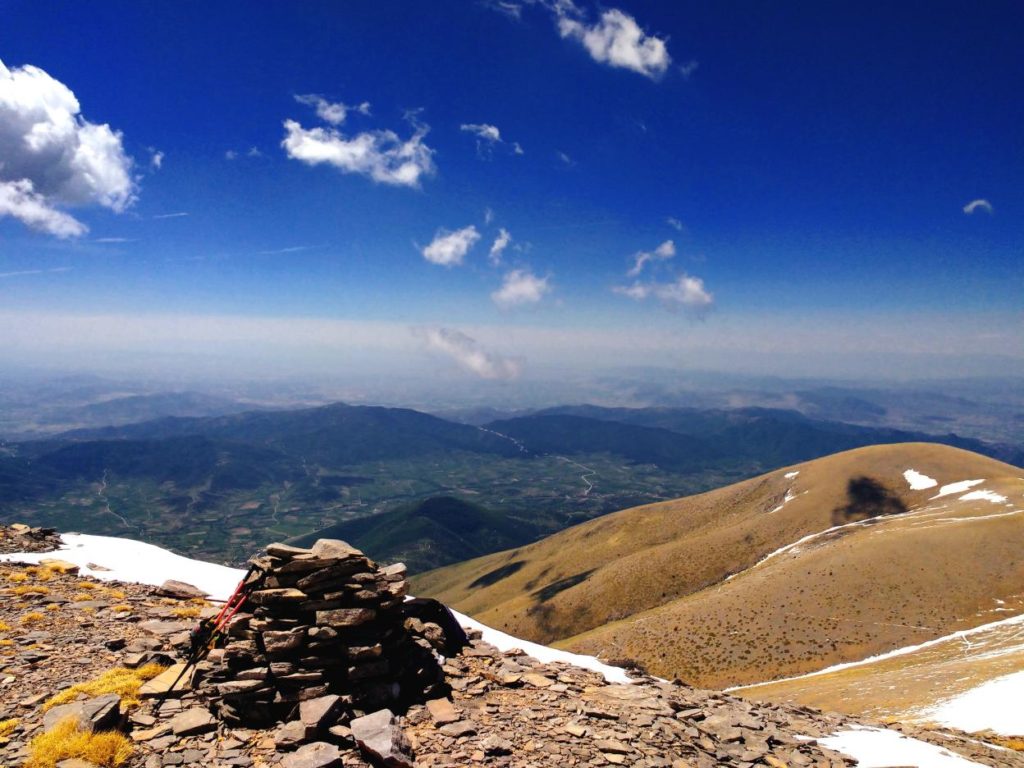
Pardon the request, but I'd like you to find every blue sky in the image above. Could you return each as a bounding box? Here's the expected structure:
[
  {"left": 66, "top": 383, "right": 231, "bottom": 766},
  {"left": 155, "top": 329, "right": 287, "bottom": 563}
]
[{"left": 1, "top": 1, "right": 1021, "bottom": 382}]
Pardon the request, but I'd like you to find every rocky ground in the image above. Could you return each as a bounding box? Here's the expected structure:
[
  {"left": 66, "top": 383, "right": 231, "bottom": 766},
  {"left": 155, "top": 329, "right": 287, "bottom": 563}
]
[
  {"left": 0, "top": 553, "right": 1021, "bottom": 768},
  {"left": 0, "top": 524, "right": 61, "bottom": 554}
]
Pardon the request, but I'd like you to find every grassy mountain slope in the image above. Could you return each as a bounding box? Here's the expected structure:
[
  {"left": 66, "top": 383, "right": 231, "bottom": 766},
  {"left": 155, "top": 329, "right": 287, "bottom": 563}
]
[
  {"left": 414, "top": 443, "right": 1024, "bottom": 690},
  {"left": 287, "top": 496, "right": 543, "bottom": 574}
]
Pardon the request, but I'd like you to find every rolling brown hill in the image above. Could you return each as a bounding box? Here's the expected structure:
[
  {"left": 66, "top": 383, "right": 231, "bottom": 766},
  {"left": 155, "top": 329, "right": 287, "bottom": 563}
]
[{"left": 413, "top": 443, "right": 1024, "bottom": 692}]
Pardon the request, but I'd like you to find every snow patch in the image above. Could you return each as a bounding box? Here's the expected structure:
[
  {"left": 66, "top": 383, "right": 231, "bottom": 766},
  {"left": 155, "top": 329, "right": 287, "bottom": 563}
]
[
  {"left": 768, "top": 489, "right": 797, "bottom": 514},
  {"left": 958, "top": 490, "right": 1008, "bottom": 504},
  {"left": 819, "top": 727, "right": 984, "bottom": 768},
  {"left": 0, "top": 533, "right": 633, "bottom": 684},
  {"left": 926, "top": 670, "right": 1024, "bottom": 735},
  {"left": 932, "top": 479, "right": 984, "bottom": 499},
  {"left": 784, "top": 471, "right": 799, "bottom": 479},
  {"left": 0, "top": 532, "right": 244, "bottom": 600},
  {"left": 451, "top": 610, "right": 632, "bottom": 684},
  {"left": 904, "top": 469, "right": 938, "bottom": 490}
]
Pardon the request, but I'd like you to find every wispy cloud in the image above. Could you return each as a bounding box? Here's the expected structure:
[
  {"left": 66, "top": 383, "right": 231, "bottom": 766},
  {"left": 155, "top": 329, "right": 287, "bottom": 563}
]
[
  {"left": 678, "top": 60, "right": 699, "bottom": 79},
  {"left": 0, "top": 266, "right": 72, "bottom": 279},
  {"left": 614, "top": 273, "right": 713, "bottom": 313},
  {"left": 414, "top": 326, "right": 521, "bottom": 379},
  {"left": 557, "top": 150, "right": 575, "bottom": 166},
  {"left": 94, "top": 237, "right": 135, "bottom": 243},
  {"left": 666, "top": 216, "right": 683, "bottom": 231},
  {"left": 460, "top": 122, "right": 523, "bottom": 158},
  {"left": 257, "top": 245, "right": 318, "bottom": 255},
  {"left": 492, "top": 268, "right": 551, "bottom": 308},
  {"left": 149, "top": 149, "right": 164, "bottom": 170},
  {"left": 489, "top": 228, "right": 512, "bottom": 265},
  {"left": 0, "top": 58, "right": 136, "bottom": 237},
  {"left": 555, "top": 7, "right": 671, "bottom": 79},
  {"left": 421, "top": 226, "right": 481, "bottom": 266},
  {"left": 627, "top": 239, "right": 675, "bottom": 277},
  {"left": 153, "top": 211, "right": 189, "bottom": 219},
  {"left": 482, "top": 0, "right": 523, "bottom": 19},
  {"left": 963, "top": 198, "right": 993, "bottom": 215},
  {"left": 294, "top": 94, "right": 371, "bottom": 126}
]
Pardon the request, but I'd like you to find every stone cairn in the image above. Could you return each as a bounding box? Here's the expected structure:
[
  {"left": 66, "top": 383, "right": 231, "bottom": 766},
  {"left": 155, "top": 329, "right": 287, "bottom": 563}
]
[{"left": 194, "top": 539, "right": 452, "bottom": 731}]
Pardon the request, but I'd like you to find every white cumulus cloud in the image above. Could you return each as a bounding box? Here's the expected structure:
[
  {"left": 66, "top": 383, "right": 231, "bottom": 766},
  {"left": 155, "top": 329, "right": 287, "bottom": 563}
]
[
  {"left": 0, "top": 180, "right": 88, "bottom": 238},
  {"left": 627, "top": 239, "right": 675, "bottom": 277},
  {"left": 421, "top": 225, "right": 481, "bottom": 266},
  {"left": 489, "top": 228, "right": 512, "bottom": 264},
  {"left": 557, "top": 8, "right": 671, "bottom": 79},
  {"left": 492, "top": 268, "right": 551, "bottom": 308},
  {"left": 282, "top": 97, "right": 435, "bottom": 190},
  {"left": 0, "top": 58, "right": 136, "bottom": 237},
  {"left": 461, "top": 123, "right": 502, "bottom": 143},
  {"left": 294, "top": 94, "right": 371, "bottom": 126},
  {"left": 963, "top": 198, "right": 993, "bottom": 215},
  {"left": 614, "top": 273, "right": 713, "bottom": 312},
  {"left": 415, "top": 327, "right": 521, "bottom": 380}
]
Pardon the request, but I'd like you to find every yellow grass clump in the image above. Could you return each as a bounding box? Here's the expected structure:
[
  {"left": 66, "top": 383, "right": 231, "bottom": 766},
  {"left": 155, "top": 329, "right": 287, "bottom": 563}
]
[
  {"left": 0, "top": 620, "right": 10, "bottom": 631},
  {"left": 105, "top": 588, "right": 126, "bottom": 600},
  {"left": 13, "top": 585, "right": 50, "bottom": 595},
  {"left": 110, "top": 604, "right": 132, "bottom": 613},
  {"left": 43, "top": 663, "right": 168, "bottom": 712},
  {"left": 77, "top": 582, "right": 100, "bottom": 591},
  {"left": 0, "top": 639, "right": 14, "bottom": 647},
  {"left": 0, "top": 718, "right": 18, "bottom": 737},
  {"left": 991, "top": 736, "right": 1024, "bottom": 752},
  {"left": 46, "top": 604, "right": 61, "bottom": 612},
  {"left": 7, "top": 572, "right": 28, "bottom": 583},
  {"left": 21, "top": 612, "right": 45, "bottom": 625},
  {"left": 172, "top": 605, "right": 202, "bottom": 619},
  {"left": 25, "top": 716, "right": 134, "bottom": 768},
  {"left": 71, "top": 593, "right": 94, "bottom": 602}
]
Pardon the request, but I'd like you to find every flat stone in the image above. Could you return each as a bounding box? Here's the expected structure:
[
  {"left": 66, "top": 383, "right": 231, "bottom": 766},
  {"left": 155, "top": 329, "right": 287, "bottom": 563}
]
[
  {"left": 300, "top": 694, "right": 342, "bottom": 730},
  {"left": 139, "top": 663, "right": 193, "bottom": 698},
  {"left": 55, "top": 760, "right": 98, "bottom": 768},
  {"left": 170, "top": 707, "right": 217, "bottom": 736},
  {"left": 43, "top": 694, "right": 121, "bottom": 733},
  {"left": 315, "top": 607, "right": 375, "bottom": 627},
  {"left": 522, "top": 673, "right": 553, "bottom": 688},
  {"left": 275, "top": 720, "right": 310, "bottom": 750},
  {"left": 280, "top": 742, "right": 343, "bottom": 768},
  {"left": 438, "top": 720, "right": 476, "bottom": 738},
  {"left": 267, "top": 542, "right": 311, "bottom": 560},
  {"left": 425, "top": 698, "right": 460, "bottom": 726},
  {"left": 350, "top": 709, "right": 415, "bottom": 768},
  {"left": 249, "top": 588, "right": 307, "bottom": 606},
  {"left": 139, "top": 619, "right": 191, "bottom": 636},
  {"left": 310, "top": 539, "right": 363, "bottom": 559},
  {"left": 154, "top": 579, "right": 208, "bottom": 599},
  {"left": 39, "top": 558, "right": 80, "bottom": 575}
]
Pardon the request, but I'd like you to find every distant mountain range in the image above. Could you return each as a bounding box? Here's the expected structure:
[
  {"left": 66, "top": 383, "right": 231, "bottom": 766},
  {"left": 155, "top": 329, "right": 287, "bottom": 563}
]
[{"left": 2, "top": 400, "right": 1021, "bottom": 566}]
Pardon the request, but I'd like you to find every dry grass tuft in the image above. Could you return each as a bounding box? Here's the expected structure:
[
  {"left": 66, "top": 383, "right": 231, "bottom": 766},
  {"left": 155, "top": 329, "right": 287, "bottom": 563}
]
[
  {"left": 77, "top": 582, "right": 100, "bottom": 590},
  {"left": 25, "top": 716, "right": 134, "bottom": 768},
  {"left": 43, "top": 663, "right": 168, "bottom": 712},
  {"left": 7, "top": 572, "right": 28, "bottom": 583},
  {"left": 0, "top": 620, "right": 10, "bottom": 631},
  {"left": 13, "top": 585, "right": 50, "bottom": 596},
  {"left": 71, "top": 593, "right": 94, "bottom": 602},
  {"left": 21, "top": 612, "right": 45, "bottom": 625},
  {"left": 172, "top": 605, "right": 202, "bottom": 619},
  {"left": 110, "top": 604, "right": 132, "bottom": 613},
  {"left": 0, "top": 718, "right": 18, "bottom": 738},
  {"left": 104, "top": 588, "right": 126, "bottom": 600},
  {"left": 45, "top": 603, "right": 61, "bottom": 612},
  {"left": 0, "top": 639, "right": 13, "bottom": 647},
  {"left": 991, "top": 736, "right": 1024, "bottom": 752}
]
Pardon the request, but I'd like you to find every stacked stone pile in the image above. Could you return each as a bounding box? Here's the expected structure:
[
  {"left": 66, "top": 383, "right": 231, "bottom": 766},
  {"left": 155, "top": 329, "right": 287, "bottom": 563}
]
[{"left": 195, "top": 539, "right": 453, "bottom": 731}]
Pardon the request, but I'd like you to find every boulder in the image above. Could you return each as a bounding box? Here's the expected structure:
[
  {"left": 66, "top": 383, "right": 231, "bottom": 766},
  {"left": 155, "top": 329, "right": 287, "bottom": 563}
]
[
  {"left": 43, "top": 694, "right": 121, "bottom": 733},
  {"left": 155, "top": 579, "right": 208, "bottom": 599},
  {"left": 310, "top": 539, "right": 363, "bottom": 560},
  {"left": 350, "top": 709, "right": 414, "bottom": 768},
  {"left": 300, "top": 694, "right": 342, "bottom": 731}
]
